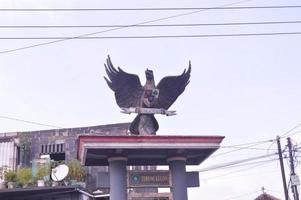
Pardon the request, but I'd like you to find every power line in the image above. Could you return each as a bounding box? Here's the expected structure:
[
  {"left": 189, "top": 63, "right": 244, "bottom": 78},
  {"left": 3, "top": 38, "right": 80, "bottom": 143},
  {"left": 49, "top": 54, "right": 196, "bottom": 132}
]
[
  {"left": 266, "top": 122, "right": 301, "bottom": 155},
  {"left": 202, "top": 159, "right": 276, "bottom": 181},
  {"left": 221, "top": 139, "right": 274, "bottom": 148},
  {"left": 197, "top": 152, "right": 277, "bottom": 172},
  {"left": 1, "top": 20, "right": 301, "bottom": 28},
  {"left": 282, "top": 123, "right": 301, "bottom": 138},
  {"left": 206, "top": 169, "right": 279, "bottom": 181},
  {"left": 223, "top": 190, "right": 261, "bottom": 200},
  {"left": 1, "top": 31, "right": 301, "bottom": 40},
  {"left": 213, "top": 139, "right": 275, "bottom": 158},
  {"left": 287, "top": 131, "right": 301, "bottom": 137},
  {"left": 0, "top": 0, "right": 253, "bottom": 54},
  {"left": 201, "top": 157, "right": 278, "bottom": 174},
  {"left": 208, "top": 158, "right": 278, "bottom": 172},
  {"left": 0, "top": 115, "right": 64, "bottom": 129},
  {"left": 0, "top": 5, "right": 301, "bottom": 11},
  {"left": 221, "top": 146, "right": 277, "bottom": 151},
  {"left": 265, "top": 188, "right": 284, "bottom": 197}
]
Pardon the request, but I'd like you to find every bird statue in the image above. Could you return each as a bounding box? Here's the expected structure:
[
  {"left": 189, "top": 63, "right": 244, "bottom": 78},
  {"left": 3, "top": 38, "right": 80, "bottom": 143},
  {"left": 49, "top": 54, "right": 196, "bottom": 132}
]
[{"left": 104, "top": 55, "right": 191, "bottom": 135}]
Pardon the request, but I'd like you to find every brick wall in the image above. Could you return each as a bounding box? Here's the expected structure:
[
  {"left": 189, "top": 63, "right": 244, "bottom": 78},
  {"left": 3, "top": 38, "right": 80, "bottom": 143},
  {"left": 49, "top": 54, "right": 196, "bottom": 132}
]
[{"left": 16, "top": 123, "right": 130, "bottom": 188}]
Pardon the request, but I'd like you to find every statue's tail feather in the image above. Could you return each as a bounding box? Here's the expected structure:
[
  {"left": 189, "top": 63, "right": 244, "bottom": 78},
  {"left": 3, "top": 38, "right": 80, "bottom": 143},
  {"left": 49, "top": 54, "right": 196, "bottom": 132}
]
[
  {"left": 151, "top": 115, "right": 159, "bottom": 133},
  {"left": 129, "top": 114, "right": 159, "bottom": 135},
  {"left": 129, "top": 114, "right": 140, "bottom": 135}
]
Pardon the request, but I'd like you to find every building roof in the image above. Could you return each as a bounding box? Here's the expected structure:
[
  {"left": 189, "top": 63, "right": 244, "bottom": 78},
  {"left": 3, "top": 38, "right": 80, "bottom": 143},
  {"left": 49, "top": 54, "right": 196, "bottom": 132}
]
[
  {"left": 254, "top": 193, "right": 280, "bottom": 200},
  {"left": 78, "top": 135, "right": 224, "bottom": 166},
  {"left": 0, "top": 186, "right": 77, "bottom": 200},
  {"left": 0, "top": 122, "right": 131, "bottom": 135},
  {"left": 0, "top": 186, "right": 109, "bottom": 200}
]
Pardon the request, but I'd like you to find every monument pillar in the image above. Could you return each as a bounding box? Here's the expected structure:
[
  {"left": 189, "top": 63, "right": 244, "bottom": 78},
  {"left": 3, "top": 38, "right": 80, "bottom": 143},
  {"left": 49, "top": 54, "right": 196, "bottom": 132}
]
[
  {"left": 168, "top": 156, "right": 188, "bottom": 200},
  {"left": 108, "top": 156, "right": 128, "bottom": 200}
]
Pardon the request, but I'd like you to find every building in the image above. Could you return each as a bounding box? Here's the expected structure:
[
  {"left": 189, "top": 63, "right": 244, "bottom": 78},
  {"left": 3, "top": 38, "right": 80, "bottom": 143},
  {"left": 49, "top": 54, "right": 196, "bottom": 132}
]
[
  {"left": 0, "top": 122, "right": 161, "bottom": 199},
  {"left": 0, "top": 122, "right": 129, "bottom": 188},
  {"left": 0, "top": 132, "right": 19, "bottom": 172}
]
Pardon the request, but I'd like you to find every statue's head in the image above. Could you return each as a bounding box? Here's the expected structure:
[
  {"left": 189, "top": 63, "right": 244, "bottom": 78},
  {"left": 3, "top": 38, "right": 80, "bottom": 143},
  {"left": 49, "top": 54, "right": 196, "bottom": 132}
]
[{"left": 145, "top": 69, "right": 154, "bottom": 80}]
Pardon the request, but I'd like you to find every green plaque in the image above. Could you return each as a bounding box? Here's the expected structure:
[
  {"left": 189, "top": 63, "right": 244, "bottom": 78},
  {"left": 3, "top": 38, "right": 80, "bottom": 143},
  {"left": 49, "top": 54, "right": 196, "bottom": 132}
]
[{"left": 128, "top": 171, "right": 170, "bottom": 187}]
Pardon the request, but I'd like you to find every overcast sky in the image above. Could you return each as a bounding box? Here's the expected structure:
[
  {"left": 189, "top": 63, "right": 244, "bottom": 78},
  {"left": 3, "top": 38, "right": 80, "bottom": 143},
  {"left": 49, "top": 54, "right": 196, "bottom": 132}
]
[{"left": 1, "top": 0, "right": 301, "bottom": 199}]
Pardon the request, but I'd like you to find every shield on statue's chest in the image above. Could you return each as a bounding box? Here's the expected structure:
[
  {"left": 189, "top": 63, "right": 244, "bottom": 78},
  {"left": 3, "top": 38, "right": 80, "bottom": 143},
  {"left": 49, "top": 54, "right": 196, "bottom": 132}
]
[{"left": 144, "top": 89, "right": 160, "bottom": 99}]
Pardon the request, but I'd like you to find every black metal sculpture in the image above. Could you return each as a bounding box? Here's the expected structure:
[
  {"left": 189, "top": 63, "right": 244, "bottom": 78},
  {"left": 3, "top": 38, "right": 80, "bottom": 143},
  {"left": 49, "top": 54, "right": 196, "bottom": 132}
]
[{"left": 104, "top": 56, "right": 191, "bottom": 135}]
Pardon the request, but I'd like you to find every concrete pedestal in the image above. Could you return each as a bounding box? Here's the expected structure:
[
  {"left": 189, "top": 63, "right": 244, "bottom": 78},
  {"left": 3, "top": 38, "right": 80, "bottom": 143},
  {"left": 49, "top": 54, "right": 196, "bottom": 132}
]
[
  {"left": 79, "top": 135, "right": 224, "bottom": 200},
  {"left": 108, "top": 156, "right": 128, "bottom": 200},
  {"left": 168, "top": 156, "right": 188, "bottom": 200}
]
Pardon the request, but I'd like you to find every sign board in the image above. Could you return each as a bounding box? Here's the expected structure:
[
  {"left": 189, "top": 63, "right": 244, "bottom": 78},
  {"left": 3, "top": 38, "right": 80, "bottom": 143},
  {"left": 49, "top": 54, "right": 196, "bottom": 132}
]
[
  {"left": 128, "top": 171, "right": 170, "bottom": 188},
  {"left": 96, "top": 170, "right": 199, "bottom": 188},
  {"left": 186, "top": 171, "right": 200, "bottom": 188},
  {"left": 291, "top": 175, "right": 300, "bottom": 186}
]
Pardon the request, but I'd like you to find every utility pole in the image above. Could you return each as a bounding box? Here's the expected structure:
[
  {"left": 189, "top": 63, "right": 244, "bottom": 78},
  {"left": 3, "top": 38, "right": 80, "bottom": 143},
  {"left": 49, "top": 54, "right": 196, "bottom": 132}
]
[
  {"left": 287, "top": 137, "right": 300, "bottom": 200},
  {"left": 277, "top": 136, "right": 289, "bottom": 200}
]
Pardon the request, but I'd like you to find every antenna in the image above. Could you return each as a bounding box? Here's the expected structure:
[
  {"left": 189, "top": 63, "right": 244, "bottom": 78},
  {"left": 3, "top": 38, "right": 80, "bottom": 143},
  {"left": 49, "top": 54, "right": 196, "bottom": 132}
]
[{"left": 51, "top": 164, "right": 69, "bottom": 182}]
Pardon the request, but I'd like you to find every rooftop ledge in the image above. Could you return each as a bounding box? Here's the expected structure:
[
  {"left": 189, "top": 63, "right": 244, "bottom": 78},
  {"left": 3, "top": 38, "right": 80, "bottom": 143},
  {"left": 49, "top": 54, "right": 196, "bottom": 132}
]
[{"left": 78, "top": 135, "right": 224, "bottom": 166}]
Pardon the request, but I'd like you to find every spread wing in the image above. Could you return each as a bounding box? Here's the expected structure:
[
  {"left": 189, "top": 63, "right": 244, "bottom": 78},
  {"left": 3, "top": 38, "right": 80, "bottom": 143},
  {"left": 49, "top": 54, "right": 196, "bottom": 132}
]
[
  {"left": 156, "top": 62, "right": 191, "bottom": 109},
  {"left": 104, "top": 56, "right": 143, "bottom": 108}
]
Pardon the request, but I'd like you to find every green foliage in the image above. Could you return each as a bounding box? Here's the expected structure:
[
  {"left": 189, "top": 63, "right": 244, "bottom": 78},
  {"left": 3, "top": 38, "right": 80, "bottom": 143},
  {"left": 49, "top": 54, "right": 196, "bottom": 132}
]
[
  {"left": 5, "top": 170, "right": 17, "bottom": 182},
  {"left": 17, "top": 168, "right": 32, "bottom": 186},
  {"left": 19, "top": 133, "right": 31, "bottom": 152},
  {"left": 36, "top": 165, "right": 50, "bottom": 180},
  {"left": 66, "top": 159, "right": 87, "bottom": 182},
  {"left": 0, "top": 165, "right": 10, "bottom": 180},
  {"left": 50, "top": 160, "right": 65, "bottom": 169}
]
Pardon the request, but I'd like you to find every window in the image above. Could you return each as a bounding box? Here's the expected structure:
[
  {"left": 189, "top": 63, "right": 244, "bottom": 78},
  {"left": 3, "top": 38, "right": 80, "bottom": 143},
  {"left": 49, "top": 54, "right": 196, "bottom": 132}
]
[{"left": 40, "top": 143, "right": 65, "bottom": 161}]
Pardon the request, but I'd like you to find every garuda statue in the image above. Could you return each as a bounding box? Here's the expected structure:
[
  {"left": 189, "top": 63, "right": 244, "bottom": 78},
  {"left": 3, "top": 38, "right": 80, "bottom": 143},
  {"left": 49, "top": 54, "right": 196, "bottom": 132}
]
[{"left": 104, "top": 56, "right": 191, "bottom": 135}]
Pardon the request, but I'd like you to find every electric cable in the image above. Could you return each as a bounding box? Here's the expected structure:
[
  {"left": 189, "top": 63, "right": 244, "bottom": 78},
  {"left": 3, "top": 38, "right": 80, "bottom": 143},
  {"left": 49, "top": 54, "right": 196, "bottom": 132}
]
[
  {"left": 207, "top": 168, "right": 279, "bottom": 181},
  {"left": 0, "top": 0, "right": 254, "bottom": 54},
  {"left": 281, "top": 123, "right": 301, "bottom": 138},
  {"left": 204, "top": 157, "right": 279, "bottom": 172},
  {"left": 221, "top": 146, "right": 277, "bottom": 151},
  {"left": 197, "top": 152, "right": 277, "bottom": 172},
  {"left": 213, "top": 139, "right": 275, "bottom": 158},
  {"left": 288, "top": 131, "right": 301, "bottom": 138},
  {"left": 266, "top": 122, "right": 301, "bottom": 156},
  {"left": 222, "top": 139, "right": 275, "bottom": 147},
  {"left": 0, "top": 115, "right": 64, "bottom": 129},
  {"left": 1, "top": 20, "right": 301, "bottom": 28},
  {"left": 223, "top": 190, "right": 261, "bottom": 200},
  {"left": 264, "top": 188, "right": 284, "bottom": 196},
  {"left": 202, "top": 158, "right": 277, "bottom": 180},
  {"left": 1, "top": 5, "right": 301, "bottom": 11},
  {"left": 1, "top": 32, "right": 301, "bottom": 40}
]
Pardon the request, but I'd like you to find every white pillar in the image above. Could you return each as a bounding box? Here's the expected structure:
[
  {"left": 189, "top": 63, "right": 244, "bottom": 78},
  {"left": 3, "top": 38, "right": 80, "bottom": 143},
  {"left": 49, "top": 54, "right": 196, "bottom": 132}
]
[
  {"left": 108, "top": 156, "right": 128, "bottom": 200},
  {"left": 168, "top": 156, "right": 188, "bottom": 200},
  {"left": 8, "top": 142, "right": 14, "bottom": 169},
  {"left": 3, "top": 142, "right": 8, "bottom": 167}
]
